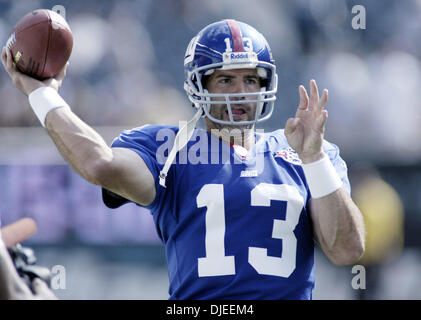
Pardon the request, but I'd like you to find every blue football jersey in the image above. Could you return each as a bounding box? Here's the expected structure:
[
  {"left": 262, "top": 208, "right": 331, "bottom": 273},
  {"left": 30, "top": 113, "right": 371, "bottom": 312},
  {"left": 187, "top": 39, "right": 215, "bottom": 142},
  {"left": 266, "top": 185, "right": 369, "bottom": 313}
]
[{"left": 103, "top": 125, "right": 350, "bottom": 300}]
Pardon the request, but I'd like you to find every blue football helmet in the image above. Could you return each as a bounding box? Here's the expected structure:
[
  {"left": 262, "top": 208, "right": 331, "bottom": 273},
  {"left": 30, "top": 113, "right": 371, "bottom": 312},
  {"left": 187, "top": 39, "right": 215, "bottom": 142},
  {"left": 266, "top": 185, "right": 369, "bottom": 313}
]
[{"left": 184, "top": 19, "right": 278, "bottom": 126}]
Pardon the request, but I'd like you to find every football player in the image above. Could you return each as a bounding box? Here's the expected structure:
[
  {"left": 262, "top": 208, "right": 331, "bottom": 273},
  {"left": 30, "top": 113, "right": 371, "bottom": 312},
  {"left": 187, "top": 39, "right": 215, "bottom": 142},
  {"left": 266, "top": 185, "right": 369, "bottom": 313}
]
[{"left": 1, "top": 19, "right": 365, "bottom": 299}]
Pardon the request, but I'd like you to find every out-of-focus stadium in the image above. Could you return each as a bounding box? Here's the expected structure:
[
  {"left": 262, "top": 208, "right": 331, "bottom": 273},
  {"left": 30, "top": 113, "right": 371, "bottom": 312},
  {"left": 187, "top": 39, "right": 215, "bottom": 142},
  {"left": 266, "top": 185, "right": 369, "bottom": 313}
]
[{"left": 0, "top": 0, "right": 420, "bottom": 299}]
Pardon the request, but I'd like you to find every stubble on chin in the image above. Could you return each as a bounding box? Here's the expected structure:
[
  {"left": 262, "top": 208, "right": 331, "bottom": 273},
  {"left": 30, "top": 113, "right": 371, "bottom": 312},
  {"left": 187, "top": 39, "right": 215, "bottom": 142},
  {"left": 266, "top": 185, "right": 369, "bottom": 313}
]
[{"left": 204, "top": 109, "right": 255, "bottom": 149}]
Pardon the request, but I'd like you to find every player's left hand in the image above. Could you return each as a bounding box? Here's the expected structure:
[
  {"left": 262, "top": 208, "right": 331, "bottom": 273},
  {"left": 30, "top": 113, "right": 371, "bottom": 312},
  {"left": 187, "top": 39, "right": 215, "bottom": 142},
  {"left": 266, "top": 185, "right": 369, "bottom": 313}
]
[{"left": 284, "top": 79, "right": 328, "bottom": 164}]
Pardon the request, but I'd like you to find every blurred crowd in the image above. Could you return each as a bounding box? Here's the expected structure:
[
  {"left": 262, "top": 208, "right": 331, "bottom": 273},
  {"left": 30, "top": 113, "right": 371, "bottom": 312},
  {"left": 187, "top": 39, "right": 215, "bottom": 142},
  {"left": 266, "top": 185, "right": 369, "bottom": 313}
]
[{"left": 0, "top": 165, "right": 160, "bottom": 244}]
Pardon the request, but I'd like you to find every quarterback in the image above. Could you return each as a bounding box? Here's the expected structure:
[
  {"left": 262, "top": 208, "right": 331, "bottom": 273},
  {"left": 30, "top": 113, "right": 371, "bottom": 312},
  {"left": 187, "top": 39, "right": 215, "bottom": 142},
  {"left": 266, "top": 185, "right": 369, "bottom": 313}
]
[{"left": 1, "top": 19, "right": 365, "bottom": 299}]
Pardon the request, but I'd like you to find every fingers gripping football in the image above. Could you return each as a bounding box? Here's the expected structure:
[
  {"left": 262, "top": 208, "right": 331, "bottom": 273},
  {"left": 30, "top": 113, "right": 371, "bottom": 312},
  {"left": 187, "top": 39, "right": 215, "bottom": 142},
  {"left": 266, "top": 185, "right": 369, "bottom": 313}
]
[
  {"left": 2, "top": 46, "right": 68, "bottom": 96},
  {"left": 2, "top": 46, "right": 44, "bottom": 96}
]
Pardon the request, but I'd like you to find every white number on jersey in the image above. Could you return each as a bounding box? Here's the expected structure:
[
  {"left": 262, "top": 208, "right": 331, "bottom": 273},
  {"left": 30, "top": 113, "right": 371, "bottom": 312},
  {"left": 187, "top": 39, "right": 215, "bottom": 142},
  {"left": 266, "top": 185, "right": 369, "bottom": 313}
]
[
  {"left": 197, "top": 183, "right": 304, "bottom": 278},
  {"left": 197, "top": 184, "right": 235, "bottom": 277}
]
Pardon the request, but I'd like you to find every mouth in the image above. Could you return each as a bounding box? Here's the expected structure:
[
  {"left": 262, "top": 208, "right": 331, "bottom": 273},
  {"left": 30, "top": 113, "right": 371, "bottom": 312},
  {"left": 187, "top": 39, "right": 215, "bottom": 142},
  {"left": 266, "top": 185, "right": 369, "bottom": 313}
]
[{"left": 225, "top": 106, "right": 248, "bottom": 121}]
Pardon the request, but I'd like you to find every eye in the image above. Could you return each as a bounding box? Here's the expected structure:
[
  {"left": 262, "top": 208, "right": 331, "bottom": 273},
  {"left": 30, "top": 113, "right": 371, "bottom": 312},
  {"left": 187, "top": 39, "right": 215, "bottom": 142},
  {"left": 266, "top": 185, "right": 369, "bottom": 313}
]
[
  {"left": 219, "top": 77, "right": 232, "bottom": 84},
  {"left": 245, "top": 77, "right": 258, "bottom": 85}
]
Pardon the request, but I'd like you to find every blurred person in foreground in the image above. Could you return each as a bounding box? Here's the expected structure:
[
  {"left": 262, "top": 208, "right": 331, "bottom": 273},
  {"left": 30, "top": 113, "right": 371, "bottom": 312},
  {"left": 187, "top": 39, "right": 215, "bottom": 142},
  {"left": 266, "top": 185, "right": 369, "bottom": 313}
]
[
  {"left": 0, "top": 219, "right": 56, "bottom": 300},
  {"left": 1, "top": 19, "right": 365, "bottom": 299}
]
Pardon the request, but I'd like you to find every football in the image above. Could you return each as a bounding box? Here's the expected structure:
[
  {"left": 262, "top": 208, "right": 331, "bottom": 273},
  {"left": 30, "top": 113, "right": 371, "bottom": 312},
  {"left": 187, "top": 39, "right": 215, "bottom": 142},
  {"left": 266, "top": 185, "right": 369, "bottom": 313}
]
[{"left": 5, "top": 9, "right": 73, "bottom": 80}]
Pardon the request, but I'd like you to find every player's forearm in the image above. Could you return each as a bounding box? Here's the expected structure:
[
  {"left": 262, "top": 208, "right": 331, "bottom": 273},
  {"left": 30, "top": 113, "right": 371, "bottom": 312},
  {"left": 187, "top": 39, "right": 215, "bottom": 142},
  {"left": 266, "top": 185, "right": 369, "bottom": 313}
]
[
  {"left": 45, "top": 107, "right": 113, "bottom": 185},
  {"left": 310, "top": 188, "right": 365, "bottom": 265}
]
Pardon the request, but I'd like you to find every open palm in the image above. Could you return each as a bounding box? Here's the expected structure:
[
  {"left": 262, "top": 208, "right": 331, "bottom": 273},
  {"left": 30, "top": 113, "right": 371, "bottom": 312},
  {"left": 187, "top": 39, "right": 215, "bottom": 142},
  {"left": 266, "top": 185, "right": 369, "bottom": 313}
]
[{"left": 285, "top": 80, "right": 328, "bottom": 164}]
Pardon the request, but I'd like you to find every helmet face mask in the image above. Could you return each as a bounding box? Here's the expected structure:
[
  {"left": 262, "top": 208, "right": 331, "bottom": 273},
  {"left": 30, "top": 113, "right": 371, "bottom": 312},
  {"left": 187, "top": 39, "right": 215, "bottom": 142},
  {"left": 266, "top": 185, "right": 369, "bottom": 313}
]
[{"left": 184, "top": 19, "right": 278, "bottom": 126}]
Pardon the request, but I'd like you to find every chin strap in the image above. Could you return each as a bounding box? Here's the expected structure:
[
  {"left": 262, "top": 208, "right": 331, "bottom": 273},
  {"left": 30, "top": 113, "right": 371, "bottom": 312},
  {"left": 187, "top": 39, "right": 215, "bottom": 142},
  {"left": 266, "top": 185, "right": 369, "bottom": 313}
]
[{"left": 159, "top": 108, "right": 203, "bottom": 187}]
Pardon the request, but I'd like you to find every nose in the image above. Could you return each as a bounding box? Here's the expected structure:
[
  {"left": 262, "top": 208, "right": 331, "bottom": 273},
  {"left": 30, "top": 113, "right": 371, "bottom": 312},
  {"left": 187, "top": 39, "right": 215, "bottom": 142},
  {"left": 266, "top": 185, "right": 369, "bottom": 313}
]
[{"left": 230, "top": 80, "right": 246, "bottom": 101}]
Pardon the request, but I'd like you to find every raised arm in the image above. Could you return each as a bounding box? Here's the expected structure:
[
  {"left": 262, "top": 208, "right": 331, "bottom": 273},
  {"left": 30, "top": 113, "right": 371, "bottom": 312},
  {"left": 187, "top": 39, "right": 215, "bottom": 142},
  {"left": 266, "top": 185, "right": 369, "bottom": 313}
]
[
  {"left": 1, "top": 47, "right": 155, "bottom": 206},
  {"left": 285, "top": 80, "right": 365, "bottom": 266}
]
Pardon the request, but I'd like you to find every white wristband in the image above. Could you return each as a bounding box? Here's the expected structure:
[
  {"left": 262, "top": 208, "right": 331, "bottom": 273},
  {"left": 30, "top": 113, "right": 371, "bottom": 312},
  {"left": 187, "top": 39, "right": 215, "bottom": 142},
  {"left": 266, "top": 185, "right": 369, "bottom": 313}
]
[
  {"left": 28, "top": 87, "right": 70, "bottom": 127},
  {"left": 301, "top": 154, "right": 343, "bottom": 199}
]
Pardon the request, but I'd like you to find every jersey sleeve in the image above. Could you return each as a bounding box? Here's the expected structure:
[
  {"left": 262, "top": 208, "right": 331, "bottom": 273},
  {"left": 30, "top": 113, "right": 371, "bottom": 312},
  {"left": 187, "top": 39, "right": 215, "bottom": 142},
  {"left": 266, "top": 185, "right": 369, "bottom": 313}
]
[
  {"left": 102, "top": 125, "right": 176, "bottom": 212},
  {"left": 322, "top": 140, "right": 351, "bottom": 195},
  {"left": 268, "top": 129, "right": 351, "bottom": 195}
]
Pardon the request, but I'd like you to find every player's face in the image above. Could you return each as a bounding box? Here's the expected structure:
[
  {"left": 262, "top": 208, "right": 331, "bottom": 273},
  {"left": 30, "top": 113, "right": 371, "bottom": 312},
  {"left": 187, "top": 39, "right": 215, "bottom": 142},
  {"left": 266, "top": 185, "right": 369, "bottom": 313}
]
[{"left": 205, "top": 68, "right": 261, "bottom": 127}]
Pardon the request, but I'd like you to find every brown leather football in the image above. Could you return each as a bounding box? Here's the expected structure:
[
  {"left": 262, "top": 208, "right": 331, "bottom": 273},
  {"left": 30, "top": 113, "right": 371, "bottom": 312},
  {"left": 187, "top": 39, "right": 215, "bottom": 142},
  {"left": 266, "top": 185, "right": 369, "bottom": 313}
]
[{"left": 6, "top": 9, "right": 73, "bottom": 80}]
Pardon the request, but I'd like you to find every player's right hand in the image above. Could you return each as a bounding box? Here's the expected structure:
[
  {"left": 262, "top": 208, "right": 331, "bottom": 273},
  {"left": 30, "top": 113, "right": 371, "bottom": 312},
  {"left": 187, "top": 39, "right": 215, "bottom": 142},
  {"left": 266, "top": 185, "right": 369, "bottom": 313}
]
[{"left": 1, "top": 46, "right": 67, "bottom": 96}]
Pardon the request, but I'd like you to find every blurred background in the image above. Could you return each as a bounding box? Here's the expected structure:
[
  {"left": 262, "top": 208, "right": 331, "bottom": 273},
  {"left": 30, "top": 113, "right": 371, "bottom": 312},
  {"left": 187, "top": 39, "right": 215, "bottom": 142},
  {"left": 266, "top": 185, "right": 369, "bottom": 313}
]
[{"left": 0, "top": 0, "right": 420, "bottom": 299}]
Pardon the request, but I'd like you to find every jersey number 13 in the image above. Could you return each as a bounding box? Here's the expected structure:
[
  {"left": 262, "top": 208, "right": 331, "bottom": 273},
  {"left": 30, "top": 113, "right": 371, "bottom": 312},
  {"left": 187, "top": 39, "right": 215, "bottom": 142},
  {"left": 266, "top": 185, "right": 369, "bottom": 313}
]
[{"left": 197, "top": 183, "right": 304, "bottom": 278}]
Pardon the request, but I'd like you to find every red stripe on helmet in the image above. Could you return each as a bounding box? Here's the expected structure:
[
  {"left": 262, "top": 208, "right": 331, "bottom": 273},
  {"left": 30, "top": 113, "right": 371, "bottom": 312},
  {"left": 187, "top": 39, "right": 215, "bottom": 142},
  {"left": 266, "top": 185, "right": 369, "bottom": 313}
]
[{"left": 226, "top": 19, "right": 245, "bottom": 52}]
